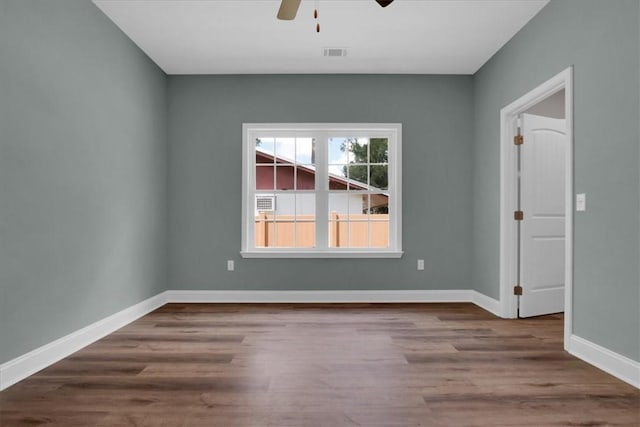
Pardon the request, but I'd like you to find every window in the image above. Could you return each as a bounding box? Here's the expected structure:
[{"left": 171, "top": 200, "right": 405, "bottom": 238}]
[{"left": 241, "top": 123, "right": 402, "bottom": 258}]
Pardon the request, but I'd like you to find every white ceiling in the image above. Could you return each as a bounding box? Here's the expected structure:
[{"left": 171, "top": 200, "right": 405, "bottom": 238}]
[{"left": 93, "top": 0, "right": 549, "bottom": 75}]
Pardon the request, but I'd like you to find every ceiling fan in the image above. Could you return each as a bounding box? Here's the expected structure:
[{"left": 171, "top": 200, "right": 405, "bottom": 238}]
[{"left": 277, "top": 0, "right": 395, "bottom": 20}]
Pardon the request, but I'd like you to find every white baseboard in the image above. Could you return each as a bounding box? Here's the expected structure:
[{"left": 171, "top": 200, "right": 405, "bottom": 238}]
[
  {"left": 165, "top": 289, "right": 475, "bottom": 303},
  {"left": 567, "top": 334, "right": 640, "bottom": 389},
  {"left": 471, "top": 291, "right": 502, "bottom": 317},
  {"left": 0, "top": 291, "right": 168, "bottom": 391}
]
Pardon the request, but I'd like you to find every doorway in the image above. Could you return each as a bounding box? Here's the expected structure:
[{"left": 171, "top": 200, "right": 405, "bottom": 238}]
[{"left": 499, "top": 67, "right": 574, "bottom": 348}]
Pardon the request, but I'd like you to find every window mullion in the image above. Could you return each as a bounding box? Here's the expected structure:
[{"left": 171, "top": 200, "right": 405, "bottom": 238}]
[{"left": 315, "top": 132, "right": 329, "bottom": 250}]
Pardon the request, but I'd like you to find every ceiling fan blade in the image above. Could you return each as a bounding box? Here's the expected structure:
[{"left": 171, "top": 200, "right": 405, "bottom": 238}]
[
  {"left": 375, "top": 0, "right": 395, "bottom": 7},
  {"left": 277, "top": 0, "right": 302, "bottom": 20}
]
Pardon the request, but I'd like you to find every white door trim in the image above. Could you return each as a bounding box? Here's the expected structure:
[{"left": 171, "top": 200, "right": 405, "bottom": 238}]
[{"left": 499, "top": 67, "right": 574, "bottom": 347}]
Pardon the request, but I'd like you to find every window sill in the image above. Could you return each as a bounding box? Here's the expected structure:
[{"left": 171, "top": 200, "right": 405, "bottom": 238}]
[{"left": 240, "top": 250, "right": 404, "bottom": 259}]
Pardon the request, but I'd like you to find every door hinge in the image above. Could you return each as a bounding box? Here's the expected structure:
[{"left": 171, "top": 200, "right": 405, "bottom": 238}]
[
  {"left": 514, "top": 134, "right": 524, "bottom": 145},
  {"left": 514, "top": 210, "right": 524, "bottom": 221},
  {"left": 514, "top": 285, "right": 523, "bottom": 296}
]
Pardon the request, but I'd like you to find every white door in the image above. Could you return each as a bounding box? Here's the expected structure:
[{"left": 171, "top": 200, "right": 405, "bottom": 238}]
[{"left": 519, "top": 113, "right": 566, "bottom": 317}]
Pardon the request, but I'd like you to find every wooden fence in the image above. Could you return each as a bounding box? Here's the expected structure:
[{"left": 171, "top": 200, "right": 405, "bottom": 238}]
[{"left": 255, "top": 213, "right": 389, "bottom": 248}]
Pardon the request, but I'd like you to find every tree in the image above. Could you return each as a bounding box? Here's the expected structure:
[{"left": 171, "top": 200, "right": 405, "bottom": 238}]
[
  {"left": 341, "top": 138, "right": 388, "bottom": 189},
  {"left": 341, "top": 138, "right": 389, "bottom": 214}
]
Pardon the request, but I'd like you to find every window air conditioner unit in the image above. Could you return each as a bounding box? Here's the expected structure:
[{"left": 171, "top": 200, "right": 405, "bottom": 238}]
[{"left": 255, "top": 195, "right": 276, "bottom": 212}]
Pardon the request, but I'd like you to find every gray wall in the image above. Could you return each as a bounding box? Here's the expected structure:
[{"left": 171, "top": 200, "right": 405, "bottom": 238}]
[
  {"left": 472, "top": 0, "right": 640, "bottom": 361},
  {"left": 168, "top": 75, "right": 473, "bottom": 292},
  {"left": 0, "top": 0, "right": 168, "bottom": 363}
]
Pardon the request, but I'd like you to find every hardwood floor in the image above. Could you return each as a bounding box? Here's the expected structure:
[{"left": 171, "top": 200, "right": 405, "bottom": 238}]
[{"left": 1, "top": 303, "right": 638, "bottom": 426}]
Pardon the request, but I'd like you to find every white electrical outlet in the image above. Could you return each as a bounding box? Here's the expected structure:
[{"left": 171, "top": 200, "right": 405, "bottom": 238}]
[
  {"left": 227, "top": 260, "right": 234, "bottom": 271},
  {"left": 417, "top": 259, "right": 425, "bottom": 271}
]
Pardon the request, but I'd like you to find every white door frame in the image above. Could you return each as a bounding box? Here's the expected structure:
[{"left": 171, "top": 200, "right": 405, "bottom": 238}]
[{"left": 499, "top": 67, "right": 574, "bottom": 347}]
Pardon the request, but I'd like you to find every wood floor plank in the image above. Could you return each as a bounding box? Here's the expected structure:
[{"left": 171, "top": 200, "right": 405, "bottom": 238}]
[
  {"left": 67, "top": 352, "right": 234, "bottom": 364},
  {"left": 1, "top": 303, "right": 638, "bottom": 426},
  {"left": 100, "top": 333, "right": 245, "bottom": 343}
]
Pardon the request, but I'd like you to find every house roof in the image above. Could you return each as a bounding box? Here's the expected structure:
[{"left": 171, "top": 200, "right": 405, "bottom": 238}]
[{"left": 256, "top": 148, "right": 388, "bottom": 195}]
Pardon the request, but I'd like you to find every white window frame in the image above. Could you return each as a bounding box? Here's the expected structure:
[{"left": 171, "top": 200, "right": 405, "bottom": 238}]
[{"left": 241, "top": 123, "right": 403, "bottom": 258}]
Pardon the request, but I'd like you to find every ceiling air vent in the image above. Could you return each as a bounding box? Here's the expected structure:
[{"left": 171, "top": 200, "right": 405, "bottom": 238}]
[{"left": 324, "top": 47, "right": 347, "bottom": 57}]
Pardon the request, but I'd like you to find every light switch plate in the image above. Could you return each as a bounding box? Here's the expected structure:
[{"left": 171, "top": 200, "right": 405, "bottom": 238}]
[
  {"left": 227, "top": 260, "right": 235, "bottom": 271},
  {"left": 417, "top": 259, "right": 425, "bottom": 271},
  {"left": 576, "top": 193, "right": 586, "bottom": 211}
]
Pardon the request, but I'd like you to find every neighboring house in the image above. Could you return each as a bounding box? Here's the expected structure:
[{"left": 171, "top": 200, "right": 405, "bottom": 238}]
[{"left": 255, "top": 148, "right": 388, "bottom": 216}]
